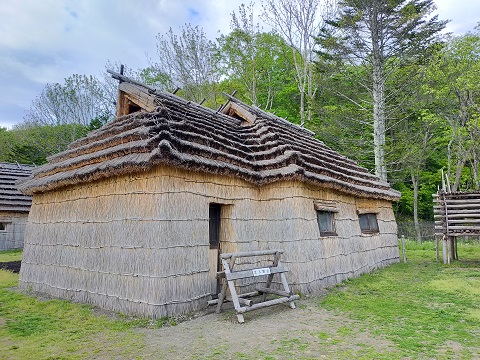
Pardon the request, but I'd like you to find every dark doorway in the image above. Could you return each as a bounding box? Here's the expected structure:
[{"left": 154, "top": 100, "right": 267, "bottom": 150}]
[
  {"left": 209, "top": 204, "right": 221, "bottom": 250},
  {"left": 209, "top": 204, "right": 222, "bottom": 297}
]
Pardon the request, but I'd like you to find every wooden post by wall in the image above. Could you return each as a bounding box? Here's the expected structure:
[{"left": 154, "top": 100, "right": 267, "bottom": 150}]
[
  {"left": 442, "top": 235, "right": 448, "bottom": 264},
  {"left": 447, "top": 237, "right": 451, "bottom": 264}
]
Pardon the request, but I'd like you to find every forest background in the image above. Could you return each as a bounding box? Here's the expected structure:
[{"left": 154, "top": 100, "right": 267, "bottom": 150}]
[{"left": 1, "top": 0, "right": 479, "bottom": 242}]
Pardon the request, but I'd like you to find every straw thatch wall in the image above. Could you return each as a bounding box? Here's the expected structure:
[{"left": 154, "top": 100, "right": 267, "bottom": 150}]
[
  {"left": 0, "top": 212, "right": 29, "bottom": 250},
  {"left": 20, "top": 165, "right": 398, "bottom": 318}
]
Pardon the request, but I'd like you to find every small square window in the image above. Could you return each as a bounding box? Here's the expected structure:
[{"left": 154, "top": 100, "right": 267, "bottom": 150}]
[
  {"left": 359, "top": 213, "right": 379, "bottom": 233},
  {"left": 317, "top": 211, "right": 337, "bottom": 236},
  {"left": 0, "top": 223, "right": 6, "bottom": 231}
]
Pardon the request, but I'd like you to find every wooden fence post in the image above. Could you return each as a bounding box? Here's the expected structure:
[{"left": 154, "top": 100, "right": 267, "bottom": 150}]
[
  {"left": 442, "top": 235, "right": 448, "bottom": 264},
  {"left": 401, "top": 235, "right": 407, "bottom": 263}
]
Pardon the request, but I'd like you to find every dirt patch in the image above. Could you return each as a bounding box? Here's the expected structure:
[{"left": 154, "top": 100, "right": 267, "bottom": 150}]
[
  {"left": 0, "top": 261, "right": 21, "bottom": 273},
  {"left": 137, "top": 295, "right": 397, "bottom": 359}
]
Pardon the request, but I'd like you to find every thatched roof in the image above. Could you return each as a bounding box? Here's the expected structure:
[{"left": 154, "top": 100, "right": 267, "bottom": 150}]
[
  {"left": 18, "top": 73, "right": 400, "bottom": 201},
  {"left": 0, "top": 162, "right": 34, "bottom": 212}
]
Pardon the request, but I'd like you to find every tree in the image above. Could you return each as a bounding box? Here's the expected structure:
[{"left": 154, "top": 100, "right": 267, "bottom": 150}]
[
  {"left": 6, "top": 123, "right": 87, "bottom": 165},
  {"left": 262, "top": 0, "right": 337, "bottom": 126},
  {"left": 102, "top": 61, "right": 144, "bottom": 111},
  {"left": 153, "top": 24, "right": 219, "bottom": 104},
  {"left": 218, "top": 4, "right": 297, "bottom": 113},
  {"left": 218, "top": 3, "right": 262, "bottom": 106},
  {"left": 390, "top": 108, "right": 443, "bottom": 241},
  {"left": 314, "top": 62, "right": 375, "bottom": 168},
  {"left": 318, "top": 0, "right": 447, "bottom": 181},
  {"left": 423, "top": 30, "right": 480, "bottom": 191},
  {"left": 0, "top": 127, "right": 13, "bottom": 162},
  {"left": 13, "top": 73, "right": 113, "bottom": 164},
  {"left": 24, "top": 74, "right": 113, "bottom": 128}
]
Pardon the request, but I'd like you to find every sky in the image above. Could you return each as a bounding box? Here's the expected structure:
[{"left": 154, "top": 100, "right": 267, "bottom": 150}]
[{"left": 0, "top": 0, "right": 479, "bottom": 129}]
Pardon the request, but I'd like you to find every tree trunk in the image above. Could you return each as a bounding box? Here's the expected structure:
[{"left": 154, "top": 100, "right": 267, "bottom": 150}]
[
  {"left": 372, "top": 63, "right": 387, "bottom": 182},
  {"left": 471, "top": 142, "right": 479, "bottom": 189},
  {"left": 411, "top": 167, "right": 422, "bottom": 243},
  {"left": 300, "top": 89, "right": 306, "bottom": 126},
  {"left": 290, "top": 46, "right": 306, "bottom": 126},
  {"left": 453, "top": 149, "right": 467, "bottom": 191},
  {"left": 450, "top": 237, "right": 457, "bottom": 261},
  {"left": 306, "top": 62, "right": 315, "bottom": 125},
  {"left": 370, "top": 9, "right": 387, "bottom": 182}
]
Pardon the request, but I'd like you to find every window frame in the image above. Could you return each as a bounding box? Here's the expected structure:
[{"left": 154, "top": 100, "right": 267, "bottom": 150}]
[
  {"left": 0, "top": 222, "right": 7, "bottom": 231},
  {"left": 316, "top": 210, "right": 337, "bottom": 237},
  {"left": 358, "top": 213, "right": 379, "bottom": 234}
]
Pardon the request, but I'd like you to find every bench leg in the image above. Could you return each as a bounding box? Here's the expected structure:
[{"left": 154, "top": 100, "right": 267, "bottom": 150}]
[{"left": 236, "top": 313, "right": 245, "bottom": 323}]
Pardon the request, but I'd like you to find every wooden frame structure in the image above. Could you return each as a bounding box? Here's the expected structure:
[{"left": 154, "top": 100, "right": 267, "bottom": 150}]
[
  {"left": 433, "top": 173, "right": 480, "bottom": 263},
  {"left": 211, "top": 250, "right": 299, "bottom": 323}
]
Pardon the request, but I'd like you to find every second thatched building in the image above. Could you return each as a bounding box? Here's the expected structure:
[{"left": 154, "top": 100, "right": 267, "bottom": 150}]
[{"left": 0, "top": 162, "right": 34, "bottom": 250}]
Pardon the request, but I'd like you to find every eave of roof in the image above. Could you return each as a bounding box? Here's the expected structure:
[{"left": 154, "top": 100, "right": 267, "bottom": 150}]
[{"left": 0, "top": 162, "right": 34, "bottom": 211}]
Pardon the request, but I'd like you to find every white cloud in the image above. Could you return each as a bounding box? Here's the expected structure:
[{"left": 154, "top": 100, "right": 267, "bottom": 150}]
[
  {"left": 435, "top": 0, "right": 480, "bottom": 34},
  {"left": 0, "top": 0, "right": 478, "bottom": 129},
  {"left": 0, "top": 1, "right": 70, "bottom": 50},
  {"left": 0, "top": 0, "right": 253, "bottom": 128}
]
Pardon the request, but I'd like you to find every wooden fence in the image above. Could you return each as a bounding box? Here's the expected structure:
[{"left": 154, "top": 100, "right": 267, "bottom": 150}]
[
  {"left": 433, "top": 190, "right": 480, "bottom": 263},
  {"left": 397, "top": 221, "right": 435, "bottom": 242}
]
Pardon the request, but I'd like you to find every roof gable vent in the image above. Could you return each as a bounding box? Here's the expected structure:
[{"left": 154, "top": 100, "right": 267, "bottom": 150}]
[{"left": 222, "top": 102, "right": 257, "bottom": 125}]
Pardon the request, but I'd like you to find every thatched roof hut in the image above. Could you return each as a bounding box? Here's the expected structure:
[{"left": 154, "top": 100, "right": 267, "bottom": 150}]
[
  {"left": 18, "top": 72, "right": 400, "bottom": 318},
  {"left": 0, "top": 162, "right": 34, "bottom": 250}
]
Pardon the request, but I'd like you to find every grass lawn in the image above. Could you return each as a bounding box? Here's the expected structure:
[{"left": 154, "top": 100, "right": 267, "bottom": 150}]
[
  {"left": 321, "top": 240, "right": 480, "bottom": 359},
  {"left": 0, "top": 249, "right": 22, "bottom": 262},
  {"left": 0, "top": 241, "right": 479, "bottom": 359}
]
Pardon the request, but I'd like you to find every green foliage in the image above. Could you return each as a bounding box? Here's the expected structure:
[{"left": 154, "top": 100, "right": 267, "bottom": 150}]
[
  {"left": 3, "top": 72, "right": 115, "bottom": 164},
  {"left": 0, "top": 127, "right": 12, "bottom": 161},
  {"left": 423, "top": 30, "right": 480, "bottom": 191},
  {"left": 312, "top": 63, "right": 375, "bottom": 169},
  {"left": 317, "top": 0, "right": 448, "bottom": 181},
  {"left": 86, "top": 114, "right": 110, "bottom": 132},
  {"left": 10, "top": 9, "right": 480, "bottom": 224},
  {"left": 217, "top": 5, "right": 298, "bottom": 117},
  {"left": 138, "top": 66, "right": 173, "bottom": 90},
  {"left": 269, "top": 81, "right": 301, "bottom": 124},
  {"left": 154, "top": 24, "right": 219, "bottom": 104},
  {"left": 2, "top": 123, "right": 88, "bottom": 165}
]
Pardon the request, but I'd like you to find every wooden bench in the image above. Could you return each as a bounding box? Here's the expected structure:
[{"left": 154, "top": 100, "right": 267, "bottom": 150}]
[{"left": 209, "top": 249, "right": 299, "bottom": 323}]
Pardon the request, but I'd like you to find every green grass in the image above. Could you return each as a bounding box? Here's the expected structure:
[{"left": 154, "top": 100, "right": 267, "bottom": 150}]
[
  {"left": 0, "top": 249, "right": 22, "bottom": 262},
  {"left": 321, "top": 240, "right": 480, "bottom": 359},
  {"left": 0, "top": 270, "right": 146, "bottom": 359},
  {"left": 0, "top": 242, "right": 479, "bottom": 359}
]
